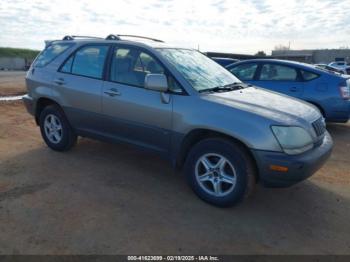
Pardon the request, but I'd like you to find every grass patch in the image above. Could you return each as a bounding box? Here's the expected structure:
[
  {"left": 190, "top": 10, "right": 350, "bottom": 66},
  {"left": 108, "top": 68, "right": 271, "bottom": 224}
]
[{"left": 0, "top": 47, "right": 40, "bottom": 60}]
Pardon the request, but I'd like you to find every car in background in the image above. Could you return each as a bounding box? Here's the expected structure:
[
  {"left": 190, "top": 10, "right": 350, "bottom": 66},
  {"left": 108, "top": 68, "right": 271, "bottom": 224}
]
[
  {"left": 315, "top": 64, "right": 345, "bottom": 74},
  {"left": 226, "top": 59, "right": 350, "bottom": 123},
  {"left": 345, "top": 66, "right": 350, "bottom": 75},
  {"left": 211, "top": 57, "right": 239, "bottom": 67},
  {"left": 329, "top": 61, "right": 349, "bottom": 71}
]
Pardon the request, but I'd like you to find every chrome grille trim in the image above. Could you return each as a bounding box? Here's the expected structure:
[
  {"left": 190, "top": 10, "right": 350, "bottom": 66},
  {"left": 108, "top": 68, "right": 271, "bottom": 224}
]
[{"left": 312, "top": 117, "right": 326, "bottom": 137}]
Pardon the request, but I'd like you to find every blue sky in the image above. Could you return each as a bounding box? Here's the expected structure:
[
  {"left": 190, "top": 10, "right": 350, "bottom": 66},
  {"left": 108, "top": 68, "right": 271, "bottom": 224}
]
[{"left": 0, "top": 0, "right": 349, "bottom": 54}]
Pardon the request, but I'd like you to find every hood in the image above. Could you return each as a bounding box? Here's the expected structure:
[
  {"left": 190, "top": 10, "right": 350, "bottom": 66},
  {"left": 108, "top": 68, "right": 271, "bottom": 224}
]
[{"left": 202, "top": 87, "right": 321, "bottom": 125}]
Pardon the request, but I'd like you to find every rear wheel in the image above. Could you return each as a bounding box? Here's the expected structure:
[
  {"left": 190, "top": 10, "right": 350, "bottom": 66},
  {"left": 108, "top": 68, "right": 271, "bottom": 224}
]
[
  {"left": 39, "top": 105, "right": 77, "bottom": 151},
  {"left": 184, "top": 138, "right": 256, "bottom": 207}
]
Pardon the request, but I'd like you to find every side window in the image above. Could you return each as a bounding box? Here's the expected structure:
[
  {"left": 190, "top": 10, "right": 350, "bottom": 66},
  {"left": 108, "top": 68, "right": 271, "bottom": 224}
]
[
  {"left": 60, "top": 45, "right": 109, "bottom": 79},
  {"left": 34, "top": 43, "right": 72, "bottom": 68},
  {"left": 139, "top": 53, "right": 164, "bottom": 74},
  {"left": 72, "top": 46, "right": 108, "bottom": 78},
  {"left": 301, "top": 70, "right": 319, "bottom": 81},
  {"left": 260, "top": 64, "right": 297, "bottom": 81},
  {"left": 110, "top": 47, "right": 165, "bottom": 87},
  {"left": 229, "top": 63, "right": 257, "bottom": 81},
  {"left": 110, "top": 48, "right": 141, "bottom": 86},
  {"left": 60, "top": 56, "right": 73, "bottom": 73},
  {"left": 168, "top": 75, "right": 183, "bottom": 93}
]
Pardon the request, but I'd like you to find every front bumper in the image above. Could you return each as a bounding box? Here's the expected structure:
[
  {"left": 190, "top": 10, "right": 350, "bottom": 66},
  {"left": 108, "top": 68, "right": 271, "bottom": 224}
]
[
  {"left": 22, "top": 94, "right": 35, "bottom": 116},
  {"left": 251, "top": 132, "right": 333, "bottom": 187}
]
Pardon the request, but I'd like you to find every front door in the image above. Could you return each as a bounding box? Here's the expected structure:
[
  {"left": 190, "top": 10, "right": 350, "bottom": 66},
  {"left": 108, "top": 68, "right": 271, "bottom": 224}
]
[{"left": 102, "top": 45, "right": 173, "bottom": 153}]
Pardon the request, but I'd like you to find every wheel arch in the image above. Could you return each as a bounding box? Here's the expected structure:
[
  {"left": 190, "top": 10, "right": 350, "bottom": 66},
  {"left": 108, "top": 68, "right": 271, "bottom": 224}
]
[
  {"left": 305, "top": 100, "right": 326, "bottom": 117},
  {"left": 176, "top": 128, "right": 259, "bottom": 181},
  {"left": 34, "top": 97, "right": 62, "bottom": 125}
]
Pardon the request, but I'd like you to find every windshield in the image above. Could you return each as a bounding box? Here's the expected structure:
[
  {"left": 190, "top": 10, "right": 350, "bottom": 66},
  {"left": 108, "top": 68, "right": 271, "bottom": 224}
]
[{"left": 157, "top": 48, "right": 241, "bottom": 92}]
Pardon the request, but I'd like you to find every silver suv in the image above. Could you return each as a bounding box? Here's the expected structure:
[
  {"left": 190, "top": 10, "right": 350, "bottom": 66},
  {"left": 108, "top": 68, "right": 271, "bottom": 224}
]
[{"left": 23, "top": 35, "right": 333, "bottom": 207}]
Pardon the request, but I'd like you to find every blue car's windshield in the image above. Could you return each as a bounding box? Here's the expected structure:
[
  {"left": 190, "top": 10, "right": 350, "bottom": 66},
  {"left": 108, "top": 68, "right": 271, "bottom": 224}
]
[{"left": 157, "top": 48, "right": 241, "bottom": 92}]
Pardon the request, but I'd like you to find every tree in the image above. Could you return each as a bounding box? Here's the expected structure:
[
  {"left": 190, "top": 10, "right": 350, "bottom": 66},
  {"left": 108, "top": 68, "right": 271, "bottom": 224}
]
[{"left": 255, "top": 51, "right": 267, "bottom": 57}]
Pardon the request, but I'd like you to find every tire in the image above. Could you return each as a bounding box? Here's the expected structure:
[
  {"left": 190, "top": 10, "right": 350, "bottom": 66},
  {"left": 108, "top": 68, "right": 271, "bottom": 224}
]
[
  {"left": 184, "top": 138, "right": 256, "bottom": 207},
  {"left": 39, "top": 104, "right": 77, "bottom": 151}
]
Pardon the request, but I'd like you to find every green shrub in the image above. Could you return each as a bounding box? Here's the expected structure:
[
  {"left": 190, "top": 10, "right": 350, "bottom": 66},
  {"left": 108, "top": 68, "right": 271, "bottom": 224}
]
[{"left": 0, "top": 47, "right": 40, "bottom": 60}]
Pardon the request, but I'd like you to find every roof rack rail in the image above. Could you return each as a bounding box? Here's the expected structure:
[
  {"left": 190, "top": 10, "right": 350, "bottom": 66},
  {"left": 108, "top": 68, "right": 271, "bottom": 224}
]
[
  {"left": 105, "top": 34, "right": 164, "bottom": 43},
  {"left": 62, "top": 35, "right": 103, "bottom": 40},
  {"left": 105, "top": 34, "right": 121, "bottom": 41}
]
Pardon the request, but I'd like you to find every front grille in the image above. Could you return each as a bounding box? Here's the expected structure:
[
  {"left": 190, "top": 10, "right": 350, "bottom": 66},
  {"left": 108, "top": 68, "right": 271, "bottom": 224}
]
[{"left": 312, "top": 117, "right": 326, "bottom": 137}]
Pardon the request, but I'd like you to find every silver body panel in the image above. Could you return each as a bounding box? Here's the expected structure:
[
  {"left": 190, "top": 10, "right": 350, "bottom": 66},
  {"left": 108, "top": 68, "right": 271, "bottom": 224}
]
[{"left": 25, "top": 39, "right": 324, "bottom": 160}]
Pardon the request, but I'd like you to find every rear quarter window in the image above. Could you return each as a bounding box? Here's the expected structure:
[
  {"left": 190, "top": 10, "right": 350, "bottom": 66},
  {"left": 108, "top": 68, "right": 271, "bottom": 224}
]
[
  {"left": 34, "top": 43, "right": 73, "bottom": 68},
  {"left": 301, "top": 70, "right": 319, "bottom": 81}
]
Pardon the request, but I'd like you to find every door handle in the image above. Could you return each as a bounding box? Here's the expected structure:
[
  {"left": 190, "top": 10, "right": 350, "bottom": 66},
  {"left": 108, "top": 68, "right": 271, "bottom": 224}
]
[
  {"left": 104, "top": 88, "right": 121, "bottom": 97},
  {"left": 289, "top": 86, "right": 298, "bottom": 92},
  {"left": 53, "top": 78, "right": 66, "bottom": 85}
]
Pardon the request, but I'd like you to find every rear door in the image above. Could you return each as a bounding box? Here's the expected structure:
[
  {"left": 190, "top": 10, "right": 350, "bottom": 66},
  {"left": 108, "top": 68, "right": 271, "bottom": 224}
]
[
  {"left": 254, "top": 63, "right": 304, "bottom": 98},
  {"left": 54, "top": 44, "right": 110, "bottom": 131},
  {"left": 101, "top": 45, "right": 173, "bottom": 153}
]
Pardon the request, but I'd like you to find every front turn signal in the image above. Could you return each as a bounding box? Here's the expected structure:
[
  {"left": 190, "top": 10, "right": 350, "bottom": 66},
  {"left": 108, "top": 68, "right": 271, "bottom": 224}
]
[{"left": 269, "top": 165, "right": 289, "bottom": 172}]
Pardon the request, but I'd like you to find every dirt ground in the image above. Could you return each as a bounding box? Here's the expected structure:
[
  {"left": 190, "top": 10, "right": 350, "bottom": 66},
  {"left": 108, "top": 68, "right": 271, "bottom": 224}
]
[
  {"left": 0, "top": 101, "right": 349, "bottom": 255},
  {"left": 0, "top": 71, "right": 27, "bottom": 96}
]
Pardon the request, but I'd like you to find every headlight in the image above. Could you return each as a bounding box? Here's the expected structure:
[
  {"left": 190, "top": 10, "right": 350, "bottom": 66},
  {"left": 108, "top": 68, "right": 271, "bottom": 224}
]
[{"left": 271, "top": 126, "right": 313, "bottom": 155}]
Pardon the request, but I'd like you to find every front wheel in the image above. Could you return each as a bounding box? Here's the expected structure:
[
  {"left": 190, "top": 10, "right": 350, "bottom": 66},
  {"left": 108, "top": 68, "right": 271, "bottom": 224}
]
[{"left": 184, "top": 138, "right": 256, "bottom": 207}]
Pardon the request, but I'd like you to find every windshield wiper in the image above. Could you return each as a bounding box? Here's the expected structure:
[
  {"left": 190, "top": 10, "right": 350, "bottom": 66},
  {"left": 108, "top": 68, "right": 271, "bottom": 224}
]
[{"left": 199, "top": 82, "right": 250, "bottom": 93}]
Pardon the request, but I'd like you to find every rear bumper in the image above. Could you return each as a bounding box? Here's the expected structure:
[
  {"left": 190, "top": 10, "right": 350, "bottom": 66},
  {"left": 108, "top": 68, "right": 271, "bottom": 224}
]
[
  {"left": 251, "top": 132, "right": 333, "bottom": 187},
  {"left": 22, "top": 94, "right": 35, "bottom": 115},
  {"left": 327, "top": 99, "right": 350, "bottom": 123}
]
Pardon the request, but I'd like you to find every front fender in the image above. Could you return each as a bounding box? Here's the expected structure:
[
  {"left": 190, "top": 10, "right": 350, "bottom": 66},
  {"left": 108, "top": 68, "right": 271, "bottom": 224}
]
[{"left": 172, "top": 95, "right": 282, "bottom": 152}]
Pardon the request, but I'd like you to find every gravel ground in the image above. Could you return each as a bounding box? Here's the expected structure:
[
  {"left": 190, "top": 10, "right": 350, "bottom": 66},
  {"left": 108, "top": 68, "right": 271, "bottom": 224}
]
[
  {"left": 0, "top": 71, "right": 27, "bottom": 96},
  {"left": 0, "top": 102, "right": 349, "bottom": 255}
]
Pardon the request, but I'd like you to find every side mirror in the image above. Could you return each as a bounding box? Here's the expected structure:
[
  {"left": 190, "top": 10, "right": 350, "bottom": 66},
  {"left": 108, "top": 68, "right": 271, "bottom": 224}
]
[{"left": 145, "top": 74, "right": 168, "bottom": 92}]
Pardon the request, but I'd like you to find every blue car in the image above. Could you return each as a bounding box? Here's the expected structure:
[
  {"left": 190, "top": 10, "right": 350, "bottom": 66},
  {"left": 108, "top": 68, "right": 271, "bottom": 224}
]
[{"left": 226, "top": 59, "right": 350, "bottom": 123}]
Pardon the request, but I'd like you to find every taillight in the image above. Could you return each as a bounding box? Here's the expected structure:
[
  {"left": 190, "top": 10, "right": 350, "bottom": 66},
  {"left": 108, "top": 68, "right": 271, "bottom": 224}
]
[{"left": 339, "top": 81, "right": 350, "bottom": 99}]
